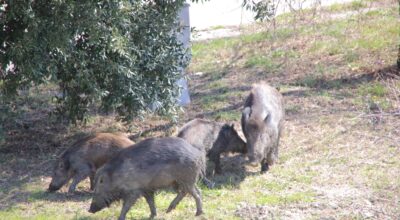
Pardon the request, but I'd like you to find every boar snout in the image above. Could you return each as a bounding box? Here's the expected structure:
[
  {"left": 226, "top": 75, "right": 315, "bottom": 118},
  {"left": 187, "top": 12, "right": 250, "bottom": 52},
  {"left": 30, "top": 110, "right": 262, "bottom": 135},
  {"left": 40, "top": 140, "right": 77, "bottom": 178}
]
[
  {"left": 47, "top": 183, "right": 61, "bottom": 192},
  {"left": 247, "top": 159, "right": 259, "bottom": 167},
  {"left": 88, "top": 203, "right": 102, "bottom": 213},
  {"left": 247, "top": 154, "right": 262, "bottom": 167},
  {"left": 248, "top": 161, "right": 259, "bottom": 167}
]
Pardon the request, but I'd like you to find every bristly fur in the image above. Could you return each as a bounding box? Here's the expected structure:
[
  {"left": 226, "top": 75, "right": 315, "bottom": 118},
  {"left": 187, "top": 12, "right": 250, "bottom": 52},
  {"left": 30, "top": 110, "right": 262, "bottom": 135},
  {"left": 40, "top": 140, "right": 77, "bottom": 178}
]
[
  {"left": 241, "top": 82, "right": 284, "bottom": 171},
  {"left": 89, "top": 137, "right": 205, "bottom": 219}
]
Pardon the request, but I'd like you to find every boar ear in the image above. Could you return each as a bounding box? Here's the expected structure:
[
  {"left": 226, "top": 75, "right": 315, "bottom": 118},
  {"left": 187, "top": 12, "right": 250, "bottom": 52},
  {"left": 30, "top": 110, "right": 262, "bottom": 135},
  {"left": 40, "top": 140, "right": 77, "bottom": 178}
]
[{"left": 230, "top": 123, "right": 235, "bottom": 129}]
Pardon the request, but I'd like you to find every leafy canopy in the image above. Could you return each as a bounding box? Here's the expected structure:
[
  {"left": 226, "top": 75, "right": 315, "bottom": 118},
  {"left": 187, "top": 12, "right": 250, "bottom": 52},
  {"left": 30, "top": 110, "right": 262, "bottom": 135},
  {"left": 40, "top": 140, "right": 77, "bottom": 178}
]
[{"left": 1, "top": 0, "right": 204, "bottom": 123}]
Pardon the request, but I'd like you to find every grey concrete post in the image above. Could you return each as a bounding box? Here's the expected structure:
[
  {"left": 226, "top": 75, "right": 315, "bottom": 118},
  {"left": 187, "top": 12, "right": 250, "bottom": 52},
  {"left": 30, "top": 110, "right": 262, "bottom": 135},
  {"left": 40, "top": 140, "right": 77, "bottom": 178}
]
[{"left": 176, "top": 3, "right": 191, "bottom": 106}]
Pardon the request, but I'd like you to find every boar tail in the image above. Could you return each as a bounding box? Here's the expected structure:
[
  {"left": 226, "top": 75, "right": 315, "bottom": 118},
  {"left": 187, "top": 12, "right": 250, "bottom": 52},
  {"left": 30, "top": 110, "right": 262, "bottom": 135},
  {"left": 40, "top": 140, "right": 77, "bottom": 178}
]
[
  {"left": 198, "top": 153, "right": 215, "bottom": 188},
  {"left": 197, "top": 153, "right": 207, "bottom": 180}
]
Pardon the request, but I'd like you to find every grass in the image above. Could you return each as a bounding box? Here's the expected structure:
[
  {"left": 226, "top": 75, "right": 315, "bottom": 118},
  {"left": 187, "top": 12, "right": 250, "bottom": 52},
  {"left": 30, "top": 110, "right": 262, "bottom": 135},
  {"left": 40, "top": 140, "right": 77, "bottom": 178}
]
[
  {"left": 358, "top": 82, "right": 387, "bottom": 97},
  {"left": 256, "top": 191, "right": 315, "bottom": 205},
  {"left": 245, "top": 55, "right": 280, "bottom": 71},
  {"left": 328, "top": 0, "right": 367, "bottom": 12},
  {"left": 209, "top": 25, "right": 226, "bottom": 30},
  {"left": 213, "top": 111, "right": 241, "bottom": 121},
  {"left": 1, "top": 0, "right": 400, "bottom": 219}
]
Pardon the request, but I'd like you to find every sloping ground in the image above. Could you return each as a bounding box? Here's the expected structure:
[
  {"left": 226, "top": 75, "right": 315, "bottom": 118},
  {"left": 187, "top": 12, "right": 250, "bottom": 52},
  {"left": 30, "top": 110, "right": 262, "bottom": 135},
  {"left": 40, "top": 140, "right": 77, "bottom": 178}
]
[{"left": 0, "top": 0, "right": 399, "bottom": 219}]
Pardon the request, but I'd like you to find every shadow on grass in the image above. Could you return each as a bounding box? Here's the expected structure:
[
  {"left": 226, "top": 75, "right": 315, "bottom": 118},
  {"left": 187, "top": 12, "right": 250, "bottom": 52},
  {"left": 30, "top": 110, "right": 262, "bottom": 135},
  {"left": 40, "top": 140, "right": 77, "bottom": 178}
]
[
  {"left": 128, "top": 122, "right": 176, "bottom": 141},
  {"left": 0, "top": 188, "right": 92, "bottom": 211},
  {"left": 206, "top": 154, "right": 261, "bottom": 189},
  {"left": 33, "top": 191, "right": 93, "bottom": 202},
  {"left": 193, "top": 103, "right": 243, "bottom": 119},
  {"left": 291, "top": 65, "right": 399, "bottom": 90},
  {"left": 0, "top": 113, "right": 91, "bottom": 211},
  {"left": 191, "top": 85, "right": 251, "bottom": 100}
]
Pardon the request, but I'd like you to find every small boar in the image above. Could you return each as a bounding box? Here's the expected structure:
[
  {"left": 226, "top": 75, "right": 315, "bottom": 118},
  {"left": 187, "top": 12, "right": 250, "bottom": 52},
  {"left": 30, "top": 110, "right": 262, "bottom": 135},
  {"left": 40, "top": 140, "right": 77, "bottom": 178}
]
[
  {"left": 88, "top": 137, "right": 205, "bottom": 220},
  {"left": 177, "top": 118, "right": 246, "bottom": 174},
  {"left": 48, "top": 133, "right": 134, "bottom": 193},
  {"left": 241, "top": 82, "right": 284, "bottom": 172}
]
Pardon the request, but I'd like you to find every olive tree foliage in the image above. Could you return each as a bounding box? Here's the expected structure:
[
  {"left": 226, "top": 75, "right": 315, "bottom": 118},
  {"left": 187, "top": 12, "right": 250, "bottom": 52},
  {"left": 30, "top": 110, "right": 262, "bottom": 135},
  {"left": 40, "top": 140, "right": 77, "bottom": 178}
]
[
  {"left": 0, "top": 0, "right": 205, "bottom": 123},
  {"left": 242, "top": 0, "right": 278, "bottom": 21}
]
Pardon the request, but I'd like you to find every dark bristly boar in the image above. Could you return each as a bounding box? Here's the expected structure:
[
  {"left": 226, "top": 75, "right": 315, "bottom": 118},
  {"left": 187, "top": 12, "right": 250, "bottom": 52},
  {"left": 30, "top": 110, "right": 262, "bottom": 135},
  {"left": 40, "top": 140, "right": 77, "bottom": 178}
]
[
  {"left": 177, "top": 118, "right": 246, "bottom": 174},
  {"left": 48, "top": 133, "right": 134, "bottom": 193},
  {"left": 241, "top": 82, "right": 284, "bottom": 173},
  {"left": 88, "top": 137, "right": 205, "bottom": 220}
]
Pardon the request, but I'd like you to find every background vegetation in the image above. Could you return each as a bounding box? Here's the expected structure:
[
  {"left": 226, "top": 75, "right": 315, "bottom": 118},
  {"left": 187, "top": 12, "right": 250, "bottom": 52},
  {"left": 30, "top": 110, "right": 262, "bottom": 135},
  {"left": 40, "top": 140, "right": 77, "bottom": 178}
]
[{"left": 0, "top": 0, "right": 201, "bottom": 123}]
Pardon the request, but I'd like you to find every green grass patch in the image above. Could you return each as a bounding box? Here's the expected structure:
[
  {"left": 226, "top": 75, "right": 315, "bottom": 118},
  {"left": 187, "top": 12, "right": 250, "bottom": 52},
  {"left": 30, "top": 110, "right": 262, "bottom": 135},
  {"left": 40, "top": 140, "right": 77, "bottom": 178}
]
[
  {"left": 344, "top": 50, "right": 360, "bottom": 63},
  {"left": 358, "top": 82, "right": 387, "bottom": 97},
  {"left": 192, "top": 37, "right": 240, "bottom": 56},
  {"left": 199, "top": 95, "right": 228, "bottom": 111},
  {"left": 270, "top": 165, "right": 317, "bottom": 185},
  {"left": 245, "top": 55, "right": 276, "bottom": 69},
  {"left": 256, "top": 191, "right": 315, "bottom": 205},
  {"left": 362, "top": 164, "right": 398, "bottom": 193},
  {"left": 247, "top": 178, "right": 288, "bottom": 192},
  {"left": 296, "top": 75, "right": 320, "bottom": 88},
  {"left": 209, "top": 25, "right": 226, "bottom": 30},
  {"left": 207, "top": 81, "right": 229, "bottom": 90},
  {"left": 241, "top": 28, "right": 294, "bottom": 43},
  {"left": 198, "top": 89, "right": 246, "bottom": 112},
  {"left": 328, "top": 0, "right": 366, "bottom": 12},
  {"left": 213, "top": 111, "right": 241, "bottom": 121}
]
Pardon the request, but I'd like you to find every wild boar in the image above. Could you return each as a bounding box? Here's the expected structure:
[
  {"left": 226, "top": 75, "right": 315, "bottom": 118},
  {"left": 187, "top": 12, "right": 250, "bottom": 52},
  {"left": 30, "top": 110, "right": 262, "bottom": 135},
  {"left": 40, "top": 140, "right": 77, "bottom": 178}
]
[
  {"left": 177, "top": 118, "right": 246, "bottom": 174},
  {"left": 241, "top": 82, "right": 284, "bottom": 172},
  {"left": 48, "top": 133, "right": 134, "bottom": 193},
  {"left": 88, "top": 137, "right": 205, "bottom": 220}
]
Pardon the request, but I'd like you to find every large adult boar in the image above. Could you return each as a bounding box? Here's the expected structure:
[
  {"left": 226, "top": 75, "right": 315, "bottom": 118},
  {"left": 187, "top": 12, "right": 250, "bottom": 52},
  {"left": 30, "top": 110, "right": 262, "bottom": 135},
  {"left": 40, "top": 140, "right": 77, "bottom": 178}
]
[
  {"left": 178, "top": 118, "right": 246, "bottom": 174},
  {"left": 48, "top": 133, "right": 134, "bottom": 193},
  {"left": 241, "top": 82, "right": 284, "bottom": 172},
  {"left": 88, "top": 137, "right": 205, "bottom": 220}
]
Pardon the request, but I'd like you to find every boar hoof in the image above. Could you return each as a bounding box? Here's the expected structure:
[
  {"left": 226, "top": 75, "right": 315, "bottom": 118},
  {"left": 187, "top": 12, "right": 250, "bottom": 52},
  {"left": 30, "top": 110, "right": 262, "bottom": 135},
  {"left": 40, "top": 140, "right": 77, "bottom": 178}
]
[
  {"left": 206, "top": 181, "right": 215, "bottom": 189},
  {"left": 202, "top": 178, "right": 215, "bottom": 189},
  {"left": 195, "top": 210, "right": 204, "bottom": 216},
  {"left": 47, "top": 186, "right": 57, "bottom": 193},
  {"left": 261, "top": 163, "right": 269, "bottom": 173}
]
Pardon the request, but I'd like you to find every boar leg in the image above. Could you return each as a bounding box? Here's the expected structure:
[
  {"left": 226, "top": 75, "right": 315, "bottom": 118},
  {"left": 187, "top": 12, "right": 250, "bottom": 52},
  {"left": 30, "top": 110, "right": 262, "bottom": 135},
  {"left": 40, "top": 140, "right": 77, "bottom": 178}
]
[
  {"left": 166, "top": 191, "right": 187, "bottom": 213},
  {"left": 89, "top": 172, "right": 96, "bottom": 190},
  {"left": 201, "top": 177, "right": 215, "bottom": 189},
  {"left": 261, "top": 158, "right": 269, "bottom": 173},
  {"left": 68, "top": 164, "right": 93, "bottom": 193},
  {"left": 143, "top": 191, "right": 156, "bottom": 218},
  {"left": 188, "top": 186, "right": 203, "bottom": 216},
  {"left": 119, "top": 193, "right": 140, "bottom": 220},
  {"left": 209, "top": 153, "right": 222, "bottom": 174},
  {"left": 267, "top": 145, "right": 279, "bottom": 166},
  {"left": 263, "top": 147, "right": 278, "bottom": 173},
  {"left": 214, "top": 154, "right": 222, "bottom": 174}
]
